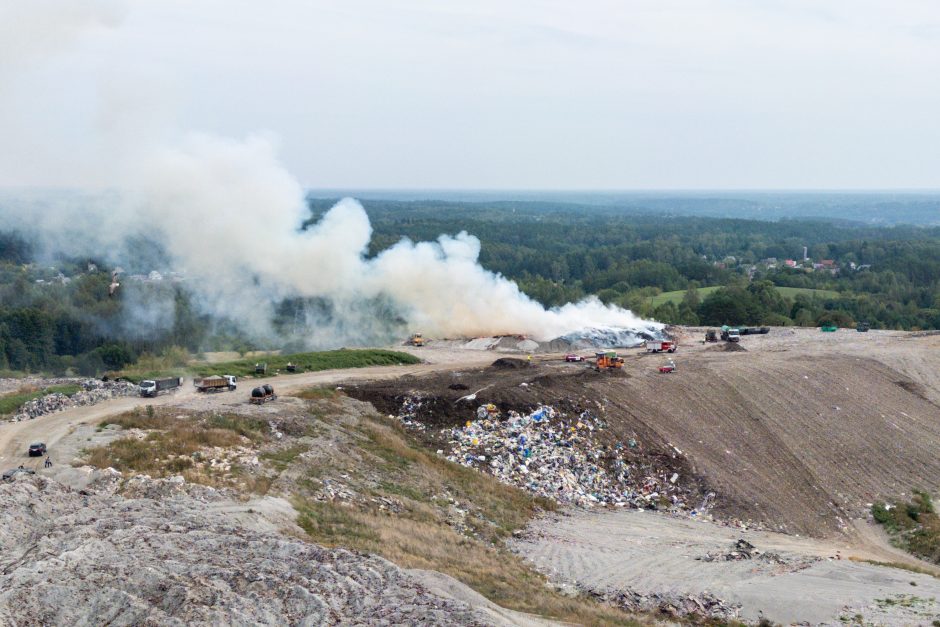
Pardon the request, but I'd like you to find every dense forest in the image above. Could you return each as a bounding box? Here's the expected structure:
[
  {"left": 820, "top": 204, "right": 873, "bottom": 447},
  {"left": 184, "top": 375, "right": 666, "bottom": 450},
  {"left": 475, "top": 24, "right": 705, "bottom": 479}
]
[{"left": 3, "top": 198, "right": 940, "bottom": 374}]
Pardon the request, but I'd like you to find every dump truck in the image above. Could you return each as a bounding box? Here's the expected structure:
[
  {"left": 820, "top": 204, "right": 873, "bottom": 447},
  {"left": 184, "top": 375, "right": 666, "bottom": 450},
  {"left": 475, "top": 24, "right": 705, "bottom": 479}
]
[
  {"left": 595, "top": 351, "right": 624, "bottom": 370},
  {"left": 645, "top": 340, "right": 677, "bottom": 353},
  {"left": 139, "top": 377, "right": 183, "bottom": 398},
  {"left": 249, "top": 384, "right": 276, "bottom": 405},
  {"left": 705, "top": 329, "right": 718, "bottom": 342},
  {"left": 720, "top": 328, "right": 741, "bottom": 342},
  {"left": 408, "top": 333, "right": 425, "bottom": 347},
  {"left": 195, "top": 375, "right": 237, "bottom": 393}
]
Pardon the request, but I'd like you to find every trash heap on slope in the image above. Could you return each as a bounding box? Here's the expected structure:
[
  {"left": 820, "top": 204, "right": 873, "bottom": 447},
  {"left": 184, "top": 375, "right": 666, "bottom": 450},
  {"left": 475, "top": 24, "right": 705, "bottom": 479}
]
[
  {"left": 437, "top": 403, "right": 693, "bottom": 510},
  {"left": 10, "top": 379, "right": 138, "bottom": 422}
]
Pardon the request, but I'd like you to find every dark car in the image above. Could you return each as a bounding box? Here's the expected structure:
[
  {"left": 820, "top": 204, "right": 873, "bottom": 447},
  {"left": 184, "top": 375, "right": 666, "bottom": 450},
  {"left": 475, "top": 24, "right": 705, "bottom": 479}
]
[
  {"left": 2, "top": 467, "right": 35, "bottom": 481},
  {"left": 28, "top": 443, "right": 47, "bottom": 457}
]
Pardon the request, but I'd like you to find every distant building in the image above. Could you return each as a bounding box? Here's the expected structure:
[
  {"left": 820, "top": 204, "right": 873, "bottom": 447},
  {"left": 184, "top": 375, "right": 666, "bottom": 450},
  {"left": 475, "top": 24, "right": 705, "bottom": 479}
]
[{"left": 784, "top": 259, "right": 798, "bottom": 268}]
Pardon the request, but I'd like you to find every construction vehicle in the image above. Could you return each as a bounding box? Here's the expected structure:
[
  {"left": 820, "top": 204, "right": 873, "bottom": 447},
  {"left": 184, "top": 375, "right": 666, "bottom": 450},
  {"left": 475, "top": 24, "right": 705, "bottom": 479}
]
[
  {"left": 408, "top": 333, "right": 425, "bottom": 347},
  {"left": 720, "top": 327, "right": 741, "bottom": 342},
  {"left": 139, "top": 377, "right": 183, "bottom": 398},
  {"left": 255, "top": 362, "right": 267, "bottom": 374},
  {"left": 195, "top": 375, "right": 237, "bottom": 393},
  {"left": 249, "top": 384, "right": 276, "bottom": 405},
  {"left": 595, "top": 351, "right": 624, "bottom": 370},
  {"left": 645, "top": 340, "right": 677, "bottom": 353},
  {"left": 705, "top": 329, "right": 718, "bottom": 342},
  {"left": 856, "top": 321, "right": 870, "bottom": 332},
  {"left": 659, "top": 359, "right": 677, "bottom": 374},
  {"left": 286, "top": 362, "right": 297, "bottom": 372},
  {"left": 821, "top": 323, "right": 838, "bottom": 332}
]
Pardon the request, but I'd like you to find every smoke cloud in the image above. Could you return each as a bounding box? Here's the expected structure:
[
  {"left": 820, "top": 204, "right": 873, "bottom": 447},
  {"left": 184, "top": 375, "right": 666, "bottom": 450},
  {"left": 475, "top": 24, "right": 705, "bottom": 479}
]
[{"left": 0, "top": 0, "right": 661, "bottom": 348}]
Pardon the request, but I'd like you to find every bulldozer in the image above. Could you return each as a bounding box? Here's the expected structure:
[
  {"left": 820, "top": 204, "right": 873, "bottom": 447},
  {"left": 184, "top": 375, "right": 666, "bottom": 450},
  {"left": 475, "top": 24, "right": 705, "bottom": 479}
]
[
  {"left": 408, "top": 333, "right": 425, "bottom": 347},
  {"left": 595, "top": 351, "right": 624, "bottom": 370}
]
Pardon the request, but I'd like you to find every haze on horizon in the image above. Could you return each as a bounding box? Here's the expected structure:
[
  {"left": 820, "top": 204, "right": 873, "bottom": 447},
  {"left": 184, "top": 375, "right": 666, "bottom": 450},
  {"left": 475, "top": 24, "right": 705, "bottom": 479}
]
[{"left": 1, "top": 0, "right": 939, "bottom": 191}]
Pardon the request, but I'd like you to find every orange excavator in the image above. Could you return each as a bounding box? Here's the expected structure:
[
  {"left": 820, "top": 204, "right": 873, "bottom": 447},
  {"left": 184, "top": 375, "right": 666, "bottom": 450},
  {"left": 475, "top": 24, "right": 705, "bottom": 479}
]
[{"left": 595, "top": 351, "right": 624, "bottom": 370}]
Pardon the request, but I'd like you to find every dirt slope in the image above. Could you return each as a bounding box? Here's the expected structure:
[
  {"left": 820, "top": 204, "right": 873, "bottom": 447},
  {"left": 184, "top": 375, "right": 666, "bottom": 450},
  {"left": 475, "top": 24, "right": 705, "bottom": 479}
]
[
  {"left": 612, "top": 350, "right": 940, "bottom": 535},
  {"left": 352, "top": 328, "right": 940, "bottom": 539}
]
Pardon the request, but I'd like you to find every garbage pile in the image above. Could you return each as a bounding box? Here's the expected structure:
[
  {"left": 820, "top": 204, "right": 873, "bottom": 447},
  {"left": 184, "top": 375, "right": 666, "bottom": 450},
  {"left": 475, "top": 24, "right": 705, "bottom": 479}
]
[
  {"left": 407, "top": 401, "right": 695, "bottom": 510},
  {"left": 592, "top": 589, "right": 741, "bottom": 622},
  {"left": 10, "top": 379, "right": 138, "bottom": 422},
  {"left": 697, "top": 538, "right": 818, "bottom": 569}
]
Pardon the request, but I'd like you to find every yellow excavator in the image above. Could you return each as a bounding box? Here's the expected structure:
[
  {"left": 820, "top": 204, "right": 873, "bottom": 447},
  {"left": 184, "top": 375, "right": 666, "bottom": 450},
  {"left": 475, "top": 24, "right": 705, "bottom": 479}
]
[
  {"left": 409, "top": 333, "right": 425, "bottom": 347},
  {"left": 595, "top": 351, "right": 624, "bottom": 370}
]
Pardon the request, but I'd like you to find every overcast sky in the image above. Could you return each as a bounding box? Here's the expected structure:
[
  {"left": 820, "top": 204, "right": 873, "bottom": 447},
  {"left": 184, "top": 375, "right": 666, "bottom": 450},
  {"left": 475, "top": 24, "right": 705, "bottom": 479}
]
[{"left": 2, "top": 0, "right": 939, "bottom": 190}]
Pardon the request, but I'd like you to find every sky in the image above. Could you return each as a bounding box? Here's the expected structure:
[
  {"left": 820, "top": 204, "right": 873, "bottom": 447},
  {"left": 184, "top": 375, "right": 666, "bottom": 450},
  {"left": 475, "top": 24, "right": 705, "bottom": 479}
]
[{"left": 1, "top": 0, "right": 939, "bottom": 190}]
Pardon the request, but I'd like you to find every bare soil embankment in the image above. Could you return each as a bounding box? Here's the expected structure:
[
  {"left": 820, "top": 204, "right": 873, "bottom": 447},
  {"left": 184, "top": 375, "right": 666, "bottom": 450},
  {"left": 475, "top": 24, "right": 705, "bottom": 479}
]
[{"left": 354, "top": 328, "right": 940, "bottom": 538}]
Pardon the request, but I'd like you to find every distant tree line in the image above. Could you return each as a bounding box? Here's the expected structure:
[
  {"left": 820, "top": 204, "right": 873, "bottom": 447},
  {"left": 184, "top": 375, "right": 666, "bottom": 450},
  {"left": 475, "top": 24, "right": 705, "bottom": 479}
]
[{"left": 5, "top": 198, "right": 940, "bottom": 374}]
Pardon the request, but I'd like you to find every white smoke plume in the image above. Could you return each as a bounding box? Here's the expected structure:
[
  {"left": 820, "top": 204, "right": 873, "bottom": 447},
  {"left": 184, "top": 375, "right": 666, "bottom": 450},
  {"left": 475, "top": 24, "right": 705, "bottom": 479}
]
[
  {"left": 126, "top": 132, "right": 660, "bottom": 343},
  {"left": 0, "top": 0, "right": 662, "bottom": 347}
]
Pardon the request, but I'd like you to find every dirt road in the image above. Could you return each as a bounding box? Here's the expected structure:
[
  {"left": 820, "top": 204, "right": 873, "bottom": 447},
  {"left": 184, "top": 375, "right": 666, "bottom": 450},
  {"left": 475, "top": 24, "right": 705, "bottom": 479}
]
[{"left": 0, "top": 347, "right": 499, "bottom": 473}]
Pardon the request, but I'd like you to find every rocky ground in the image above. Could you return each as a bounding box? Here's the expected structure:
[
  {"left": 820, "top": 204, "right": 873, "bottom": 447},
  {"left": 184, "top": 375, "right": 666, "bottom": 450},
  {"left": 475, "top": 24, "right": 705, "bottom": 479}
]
[{"left": 0, "top": 473, "right": 503, "bottom": 626}]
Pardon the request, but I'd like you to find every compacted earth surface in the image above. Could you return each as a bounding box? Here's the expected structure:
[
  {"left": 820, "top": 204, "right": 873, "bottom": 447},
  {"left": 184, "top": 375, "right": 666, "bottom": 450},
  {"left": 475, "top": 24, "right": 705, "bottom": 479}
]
[{"left": 3, "top": 330, "right": 940, "bottom": 625}]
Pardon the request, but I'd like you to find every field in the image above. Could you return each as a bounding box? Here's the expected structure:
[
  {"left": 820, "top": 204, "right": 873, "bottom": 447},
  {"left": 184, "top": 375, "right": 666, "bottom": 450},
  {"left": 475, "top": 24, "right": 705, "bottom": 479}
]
[
  {"left": 649, "top": 285, "right": 839, "bottom": 307},
  {"left": 191, "top": 348, "right": 421, "bottom": 378}
]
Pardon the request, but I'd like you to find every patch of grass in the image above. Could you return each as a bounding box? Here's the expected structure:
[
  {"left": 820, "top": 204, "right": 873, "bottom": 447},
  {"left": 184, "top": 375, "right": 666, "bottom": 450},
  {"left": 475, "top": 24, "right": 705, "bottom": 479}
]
[
  {"left": 98, "top": 406, "right": 177, "bottom": 430},
  {"left": 84, "top": 425, "right": 243, "bottom": 475},
  {"left": 205, "top": 414, "right": 268, "bottom": 440},
  {"left": 849, "top": 556, "right": 939, "bottom": 579},
  {"left": 191, "top": 349, "right": 421, "bottom": 379},
  {"left": 295, "top": 499, "right": 381, "bottom": 545},
  {"left": 261, "top": 444, "right": 310, "bottom": 471},
  {"left": 376, "top": 481, "right": 429, "bottom": 503},
  {"left": 85, "top": 409, "right": 269, "bottom": 483},
  {"left": 649, "top": 286, "right": 721, "bottom": 307},
  {"left": 872, "top": 491, "right": 940, "bottom": 564}
]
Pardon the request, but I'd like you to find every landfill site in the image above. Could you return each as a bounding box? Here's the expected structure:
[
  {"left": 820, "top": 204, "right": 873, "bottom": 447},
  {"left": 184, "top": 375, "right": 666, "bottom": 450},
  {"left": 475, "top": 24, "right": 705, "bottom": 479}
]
[{"left": 4, "top": 326, "right": 940, "bottom": 625}]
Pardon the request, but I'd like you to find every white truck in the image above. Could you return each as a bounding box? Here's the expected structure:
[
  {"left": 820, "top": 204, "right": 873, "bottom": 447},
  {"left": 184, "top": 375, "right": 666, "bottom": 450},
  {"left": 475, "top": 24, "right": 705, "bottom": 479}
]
[{"left": 139, "top": 377, "right": 183, "bottom": 398}]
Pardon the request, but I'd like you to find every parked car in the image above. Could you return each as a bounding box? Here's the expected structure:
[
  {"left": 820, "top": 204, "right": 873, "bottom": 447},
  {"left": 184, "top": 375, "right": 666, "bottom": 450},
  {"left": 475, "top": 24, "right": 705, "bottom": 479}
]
[
  {"left": 28, "top": 443, "right": 47, "bottom": 457},
  {"left": 564, "top": 354, "right": 584, "bottom": 362},
  {"left": 2, "top": 467, "right": 35, "bottom": 481}
]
